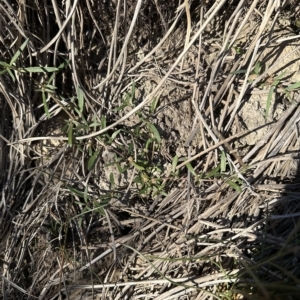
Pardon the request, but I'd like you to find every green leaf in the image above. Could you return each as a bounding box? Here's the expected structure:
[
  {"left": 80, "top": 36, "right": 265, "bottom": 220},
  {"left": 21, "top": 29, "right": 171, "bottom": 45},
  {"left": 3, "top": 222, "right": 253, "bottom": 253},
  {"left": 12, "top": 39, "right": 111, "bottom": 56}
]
[
  {"left": 10, "top": 38, "right": 29, "bottom": 65},
  {"left": 114, "top": 103, "right": 127, "bottom": 112},
  {"left": 109, "top": 173, "right": 115, "bottom": 188},
  {"left": 147, "top": 123, "right": 161, "bottom": 142},
  {"left": 205, "top": 164, "right": 221, "bottom": 178},
  {"left": 254, "top": 61, "right": 261, "bottom": 75},
  {"left": 145, "top": 138, "right": 156, "bottom": 149},
  {"left": 285, "top": 81, "right": 300, "bottom": 92},
  {"left": 94, "top": 203, "right": 106, "bottom": 216},
  {"left": 24, "top": 66, "right": 59, "bottom": 73},
  {"left": 111, "top": 129, "right": 121, "bottom": 141},
  {"left": 67, "top": 185, "right": 87, "bottom": 198},
  {"left": 88, "top": 150, "right": 100, "bottom": 171},
  {"left": 101, "top": 115, "right": 106, "bottom": 129},
  {"left": 150, "top": 97, "right": 159, "bottom": 113},
  {"left": 76, "top": 86, "right": 84, "bottom": 113},
  {"left": 266, "top": 85, "right": 274, "bottom": 118},
  {"left": 226, "top": 180, "right": 242, "bottom": 193},
  {"left": 172, "top": 155, "right": 178, "bottom": 173},
  {"left": 7, "top": 68, "right": 15, "bottom": 82},
  {"left": 47, "top": 60, "right": 70, "bottom": 85},
  {"left": 0, "top": 61, "right": 11, "bottom": 68},
  {"left": 116, "top": 163, "right": 123, "bottom": 173},
  {"left": 220, "top": 151, "right": 226, "bottom": 172},
  {"left": 272, "top": 71, "right": 286, "bottom": 86},
  {"left": 88, "top": 122, "right": 102, "bottom": 128},
  {"left": 42, "top": 88, "right": 57, "bottom": 93},
  {"left": 136, "top": 109, "right": 143, "bottom": 119},
  {"left": 131, "top": 161, "right": 145, "bottom": 171},
  {"left": 42, "top": 91, "right": 50, "bottom": 119},
  {"left": 68, "top": 122, "right": 73, "bottom": 145},
  {"left": 73, "top": 106, "right": 82, "bottom": 118},
  {"left": 185, "top": 162, "right": 197, "bottom": 176},
  {"left": 59, "top": 60, "right": 70, "bottom": 69},
  {"left": 44, "top": 84, "right": 57, "bottom": 90},
  {"left": 230, "top": 69, "right": 247, "bottom": 75}
]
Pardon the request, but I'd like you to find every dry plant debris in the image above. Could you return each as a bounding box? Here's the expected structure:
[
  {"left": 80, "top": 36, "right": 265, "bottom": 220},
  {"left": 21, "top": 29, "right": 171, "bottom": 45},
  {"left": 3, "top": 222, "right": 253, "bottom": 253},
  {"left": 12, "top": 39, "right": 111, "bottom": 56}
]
[{"left": 1, "top": 0, "right": 300, "bottom": 299}]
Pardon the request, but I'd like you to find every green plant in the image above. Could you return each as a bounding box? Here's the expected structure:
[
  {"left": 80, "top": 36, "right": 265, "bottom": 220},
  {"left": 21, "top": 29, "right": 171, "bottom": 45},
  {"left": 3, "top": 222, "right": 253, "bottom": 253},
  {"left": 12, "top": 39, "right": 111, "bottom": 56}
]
[
  {"left": 183, "top": 150, "right": 244, "bottom": 193},
  {"left": 0, "top": 39, "right": 59, "bottom": 81},
  {"left": 0, "top": 38, "right": 65, "bottom": 121},
  {"left": 233, "top": 61, "right": 300, "bottom": 119}
]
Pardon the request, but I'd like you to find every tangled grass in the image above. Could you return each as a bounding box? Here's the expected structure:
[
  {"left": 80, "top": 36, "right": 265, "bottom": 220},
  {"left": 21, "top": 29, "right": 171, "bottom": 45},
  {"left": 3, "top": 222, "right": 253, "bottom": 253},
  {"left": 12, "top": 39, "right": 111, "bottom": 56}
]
[{"left": 1, "top": 0, "right": 300, "bottom": 299}]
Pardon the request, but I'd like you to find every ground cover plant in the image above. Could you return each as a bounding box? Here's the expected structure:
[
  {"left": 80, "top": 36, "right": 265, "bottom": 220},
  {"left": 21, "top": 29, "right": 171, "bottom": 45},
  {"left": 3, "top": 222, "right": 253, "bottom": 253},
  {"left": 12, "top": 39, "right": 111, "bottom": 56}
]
[{"left": 1, "top": 0, "right": 300, "bottom": 299}]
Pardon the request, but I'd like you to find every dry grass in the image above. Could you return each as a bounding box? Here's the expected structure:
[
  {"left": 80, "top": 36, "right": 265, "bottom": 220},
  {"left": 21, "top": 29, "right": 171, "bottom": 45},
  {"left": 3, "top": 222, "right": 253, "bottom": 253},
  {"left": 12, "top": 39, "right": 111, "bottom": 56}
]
[{"left": 1, "top": 0, "right": 300, "bottom": 299}]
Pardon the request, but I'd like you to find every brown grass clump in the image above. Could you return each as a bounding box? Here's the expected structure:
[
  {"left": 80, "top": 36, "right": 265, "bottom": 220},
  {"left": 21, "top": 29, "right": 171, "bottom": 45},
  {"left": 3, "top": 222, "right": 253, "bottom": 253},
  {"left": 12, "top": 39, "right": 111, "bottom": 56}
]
[{"left": 1, "top": 0, "right": 300, "bottom": 299}]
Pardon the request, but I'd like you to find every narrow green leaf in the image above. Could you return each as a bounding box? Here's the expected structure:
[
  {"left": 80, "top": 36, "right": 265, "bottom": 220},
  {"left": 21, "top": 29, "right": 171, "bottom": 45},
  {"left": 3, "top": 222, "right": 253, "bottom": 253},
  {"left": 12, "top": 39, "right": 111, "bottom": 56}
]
[
  {"left": 10, "top": 38, "right": 29, "bottom": 65},
  {"left": 139, "top": 186, "right": 148, "bottom": 195},
  {"left": 101, "top": 115, "right": 106, "bottom": 129},
  {"left": 185, "top": 162, "right": 197, "bottom": 176},
  {"left": 88, "top": 150, "right": 100, "bottom": 171},
  {"left": 48, "top": 60, "right": 69, "bottom": 83},
  {"left": 148, "top": 123, "right": 161, "bottom": 142},
  {"left": 145, "top": 138, "right": 156, "bottom": 149},
  {"left": 97, "top": 195, "right": 112, "bottom": 206},
  {"left": 111, "top": 129, "right": 121, "bottom": 141},
  {"left": 109, "top": 173, "right": 115, "bottom": 188},
  {"left": 271, "top": 71, "right": 285, "bottom": 87},
  {"left": 254, "top": 61, "right": 261, "bottom": 74},
  {"left": 83, "top": 185, "right": 88, "bottom": 203},
  {"left": 76, "top": 86, "right": 84, "bottom": 113},
  {"left": 68, "top": 122, "right": 73, "bottom": 145},
  {"left": 24, "top": 66, "right": 59, "bottom": 73},
  {"left": 226, "top": 180, "right": 242, "bottom": 193},
  {"left": 150, "top": 97, "right": 159, "bottom": 113},
  {"left": 116, "top": 163, "right": 123, "bottom": 173},
  {"left": 235, "top": 177, "right": 244, "bottom": 185},
  {"left": 131, "top": 161, "right": 145, "bottom": 171},
  {"left": 44, "top": 84, "right": 57, "bottom": 90},
  {"left": 265, "top": 86, "right": 274, "bottom": 118},
  {"left": 59, "top": 60, "right": 70, "bottom": 69},
  {"left": 136, "top": 110, "right": 143, "bottom": 119},
  {"left": 67, "top": 185, "right": 86, "bottom": 198},
  {"left": 275, "top": 71, "right": 286, "bottom": 82},
  {"left": 94, "top": 204, "right": 105, "bottom": 216},
  {"left": 230, "top": 69, "right": 247, "bottom": 75},
  {"left": 125, "top": 92, "right": 131, "bottom": 105},
  {"left": 220, "top": 151, "right": 226, "bottom": 172},
  {"left": 88, "top": 122, "right": 102, "bottom": 127},
  {"left": 73, "top": 106, "right": 82, "bottom": 118},
  {"left": 0, "top": 61, "right": 11, "bottom": 68},
  {"left": 42, "top": 88, "right": 57, "bottom": 93},
  {"left": 172, "top": 155, "right": 178, "bottom": 173},
  {"left": 42, "top": 91, "right": 50, "bottom": 119},
  {"left": 205, "top": 164, "right": 221, "bottom": 178},
  {"left": 285, "top": 81, "right": 300, "bottom": 92},
  {"left": 134, "top": 176, "right": 143, "bottom": 184},
  {"left": 114, "top": 104, "right": 126, "bottom": 112},
  {"left": 7, "top": 68, "right": 15, "bottom": 82}
]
